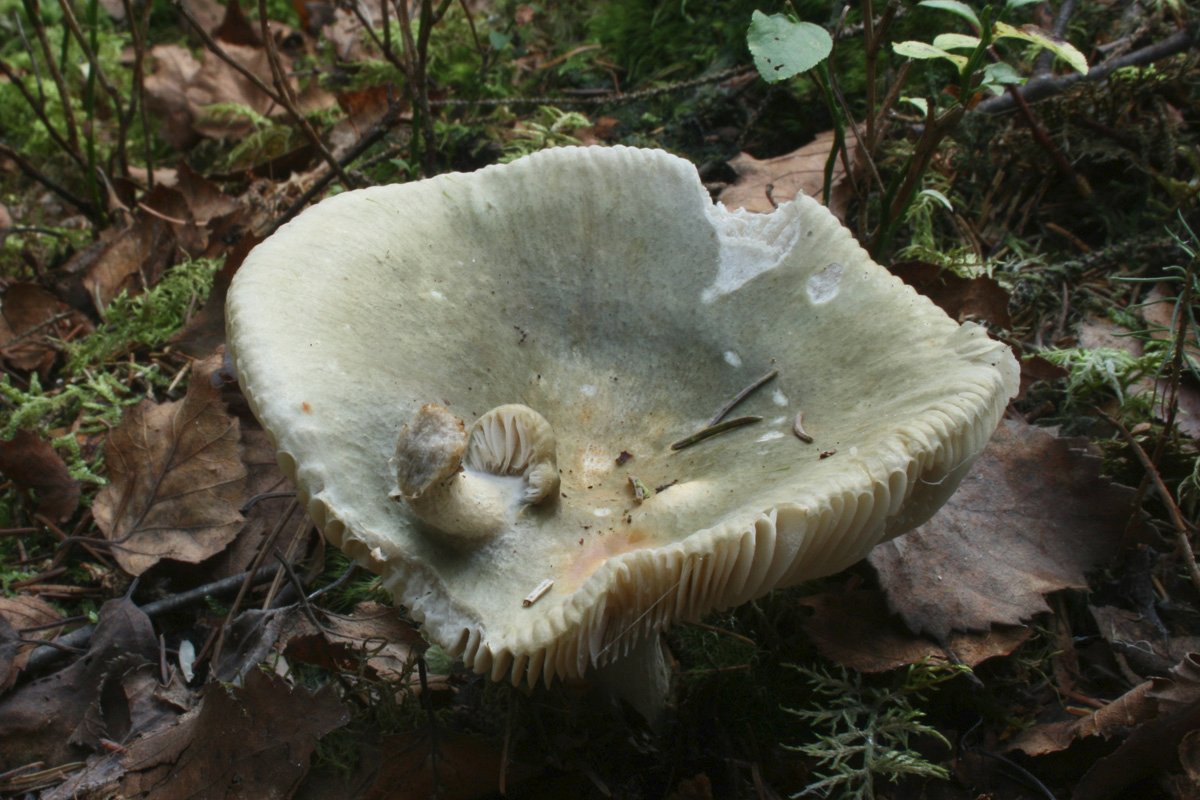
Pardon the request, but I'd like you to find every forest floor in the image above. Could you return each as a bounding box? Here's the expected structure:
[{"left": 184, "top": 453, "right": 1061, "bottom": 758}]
[{"left": 2, "top": 1, "right": 1200, "bottom": 798}]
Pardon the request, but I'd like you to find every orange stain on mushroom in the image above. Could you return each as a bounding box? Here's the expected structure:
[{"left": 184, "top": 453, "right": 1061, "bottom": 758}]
[
  {"left": 301, "top": 401, "right": 312, "bottom": 413},
  {"left": 560, "top": 526, "right": 651, "bottom": 591}
]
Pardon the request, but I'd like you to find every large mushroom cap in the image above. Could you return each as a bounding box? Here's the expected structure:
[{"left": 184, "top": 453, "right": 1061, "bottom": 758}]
[{"left": 227, "top": 146, "right": 1018, "bottom": 686}]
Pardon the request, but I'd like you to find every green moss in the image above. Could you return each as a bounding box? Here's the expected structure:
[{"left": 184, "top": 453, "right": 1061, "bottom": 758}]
[{"left": 65, "top": 258, "right": 218, "bottom": 373}]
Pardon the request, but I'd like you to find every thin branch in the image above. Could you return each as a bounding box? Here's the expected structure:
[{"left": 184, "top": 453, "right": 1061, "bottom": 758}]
[
  {"left": 256, "top": 0, "right": 355, "bottom": 187},
  {"left": 1103, "top": 411, "right": 1200, "bottom": 595},
  {"left": 976, "top": 23, "right": 1200, "bottom": 115},
  {"left": 0, "top": 142, "right": 99, "bottom": 220},
  {"left": 23, "top": 565, "right": 282, "bottom": 673}
]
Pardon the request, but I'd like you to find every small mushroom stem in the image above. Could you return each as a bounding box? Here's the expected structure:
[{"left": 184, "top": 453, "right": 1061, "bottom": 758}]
[{"left": 406, "top": 470, "right": 512, "bottom": 542}]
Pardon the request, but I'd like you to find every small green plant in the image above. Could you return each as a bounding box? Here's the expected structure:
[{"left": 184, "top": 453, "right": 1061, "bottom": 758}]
[
  {"left": 784, "top": 660, "right": 966, "bottom": 799},
  {"left": 500, "top": 105, "right": 592, "bottom": 162}
]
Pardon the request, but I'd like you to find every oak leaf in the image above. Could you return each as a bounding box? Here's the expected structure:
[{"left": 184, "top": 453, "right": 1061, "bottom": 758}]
[{"left": 94, "top": 355, "right": 247, "bottom": 575}]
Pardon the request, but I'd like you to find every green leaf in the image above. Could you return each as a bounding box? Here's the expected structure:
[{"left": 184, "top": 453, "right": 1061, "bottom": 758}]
[
  {"left": 747, "top": 11, "right": 833, "bottom": 83},
  {"left": 917, "top": 0, "right": 981, "bottom": 30},
  {"left": 993, "top": 21, "right": 1089, "bottom": 74},
  {"left": 1005, "top": 0, "right": 1043, "bottom": 8},
  {"left": 932, "top": 32, "right": 982, "bottom": 51},
  {"left": 900, "top": 96, "right": 930, "bottom": 115},
  {"left": 981, "top": 61, "right": 1024, "bottom": 92},
  {"left": 892, "top": 40, "right": 969, "bottom": 70}
]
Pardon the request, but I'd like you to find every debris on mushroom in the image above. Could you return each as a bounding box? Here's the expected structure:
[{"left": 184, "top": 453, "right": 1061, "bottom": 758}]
[{"left": 391, "top": 402, "right": 558, "bottom": 545}]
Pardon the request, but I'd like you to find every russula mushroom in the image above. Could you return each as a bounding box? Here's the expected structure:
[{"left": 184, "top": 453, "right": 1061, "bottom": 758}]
[{"left": 227, "top": 146, "right": 1019, "bottom": 695}]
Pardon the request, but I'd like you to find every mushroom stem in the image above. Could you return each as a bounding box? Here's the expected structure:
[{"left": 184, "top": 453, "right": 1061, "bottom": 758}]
[{"left": 392, "top": 402, "right": 559, "bottom": 546}]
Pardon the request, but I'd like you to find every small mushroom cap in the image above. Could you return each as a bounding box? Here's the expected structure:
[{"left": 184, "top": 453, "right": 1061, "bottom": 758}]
[
  {"left": 227, "top": 146, "right": 1018, "bottom": 686},
  {"left": 466, "top": 404, "right": 558, "bottom": 504},
  {"left": 394, "top": 403, "right": 466, "bottom": 499}
]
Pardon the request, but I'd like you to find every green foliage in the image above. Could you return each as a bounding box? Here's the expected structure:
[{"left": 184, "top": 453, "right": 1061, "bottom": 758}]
[
  {"left": 784, "top": 661, "right": 965, "bottom": 799},
  {"left": 1041, "top": 340, "right": 1169, "bottom": 414},
  {"left": 65, "top": 258, "right": 218, "bottom": 373},
  {"left": 500, "top": 105, "right": 591, "bottom": 162},
  {"left": 747, "top": 10, "right": 832, "bottom": 83}
]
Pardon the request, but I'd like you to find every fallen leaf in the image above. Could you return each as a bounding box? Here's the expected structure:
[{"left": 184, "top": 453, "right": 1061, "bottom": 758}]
[
  {"left": 45, "top": 669, "right": 347, "bottom": 800},
  {"left": 1091, "top": 604, "right": 1200, "bottom": 677},
  {"left": 891, "top": 260, "right": 1012, "bottom": 328},
  {"left": 797, "top": 590, "right": 1031, "bottom": 673},
  {"left": 718, "top": 130, "right": 859, "bottom": 220},
  {"left": 80, "top": 217, "right": 176, "bottom": 313},
  {"left": 207, "top": 425, "right": 302, "bottom": 579},
  {"left": 0, "top": 599, "right": 162, "bottom": 771},
  {"left": 0, "top": 430, "right": 82, "bottom": 521},
  {"left": 0, "top": 595, "right": 64, "bottom": 690},
  {"left": 869, "top": 419, "right": 1130, "bottom": 640},
  {"left": 93, "top": 354, "right": 247, "bottom": 575},
  {"left": 0, "top": 283, "right": 93, "bottom": 372},
  {"left": 280, "top": 601, "right": 425, "bottom": 681},
  {"left": 1073, "top": 654, "right": 1200, "bottom": 800}
]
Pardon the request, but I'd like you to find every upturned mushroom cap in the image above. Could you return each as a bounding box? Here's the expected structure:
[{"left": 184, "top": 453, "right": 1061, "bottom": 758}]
[{"left": 226, "top": 146, "right": 1019, "bottom": 686}]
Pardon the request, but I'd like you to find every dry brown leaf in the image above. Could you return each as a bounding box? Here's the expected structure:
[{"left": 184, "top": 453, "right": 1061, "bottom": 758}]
[
  {"left": 869, "top": 419, "right": 1129, "bottom": 640},
  {"left": 0, "top": 599, "right": 162, "bottom": 771},
  {"left": 46, "top": 669, "right": 347, "bottom": 800},
  {"left": 891, "top": 260, "right": 1012, "bottom": 328},
  {"left": 80, "top": 217, "right": 175, "bottom": 313},
  {"left": 93, "top": 354, "right": 247, "bottom": 575},
  {"left": 207, "top": 425, "right": 301, "bottom": 578},
  {"left": 0, "top": 595, "right": 63, "bottom": 691},
  {"left": 0, "top": 430, "right": 81, "bottom": 521},
  {"left": 0, "top": 283, "right": 93, "bottom": 372},
  {"left": 1009, "top": 652, "right": 1200, "bottom": 762},
  {"left": 280, "top": 601, "right": 425, "bottom": 681},
  {"left": 1091, "top": 604, "right": 1200, "bottom": 677},
  {"left": 797, "top": 590, "right": 1031, "bottom": 673},
  {"left": 1072, "top": 654, "right": 1200, "bottom": 800},
  {"left": 718, "top": 130, "right": 858, "bottom": 221}
]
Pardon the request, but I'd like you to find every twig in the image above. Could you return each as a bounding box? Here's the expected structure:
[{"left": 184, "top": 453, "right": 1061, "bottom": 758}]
[
  {"left": 174, "top": 0, "right": 287, "bottom": 108},
  {"left": 20, "top": 0, "right": 82, "bottom": 157},
  {"left": 1006, "top": 83, "right": 1092, "bottom": 199},
  {"left": 256, "top": 0, "right": 354, "bottom": 188},
  {"left": 1102, "top": 411, "right": 1200, "bottom": 594},
  {"left": 267, "top": 96, "right": 406, "bottom": 233},
  {"left": 0, "top": 58, "right": 88, "bottom": 172},
  {"left": 670, "top": 415, "right": 762, "bottom": 451},
  {"left": 708, "top": 369, "right": 778, "bottom": 425},
  {"left": 976, "top": 24, "right": 1200, "bottom": 114},
  {"left": 23, "top": 564, "right": 282, "bottom": 673}
]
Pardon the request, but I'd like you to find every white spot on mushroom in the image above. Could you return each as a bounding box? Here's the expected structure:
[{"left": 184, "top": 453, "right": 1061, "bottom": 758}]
[
  {"left": 756, "top": 431, "right": 786, "bottom": 443},
  {"left": 772, "top": 389, "right": 788, "bottom": 406},
  {"left": 593, "top": 508, "right": 612, "bottom": 518},
  {"left": 370, "top": 546, "right": 385, "bottom": 562},
  {"left": 723, "top": 350, "right": 742, "bottom": 368},
  {"left": 430, "top": 290, "right": 445, "bottom": 301},
  {"left": 770, "top": 416, "right": 788, "bottom": 425},
  {"left": 806, "top": 263, "right": 845, "bottom": 304},
  {"left": 701, "top": 202, "right": 803, "bottom": 303},
  {"left": 579, "top": 384, "right": 598, "bottom": 397}
]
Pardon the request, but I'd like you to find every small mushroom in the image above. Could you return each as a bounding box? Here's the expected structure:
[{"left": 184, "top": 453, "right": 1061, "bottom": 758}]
[
  {"left": 391, "top": 403, "right": 558, "bottom": 545},
  {"left": 226, "top": 146, "right": 1019, "bottom": 696}
]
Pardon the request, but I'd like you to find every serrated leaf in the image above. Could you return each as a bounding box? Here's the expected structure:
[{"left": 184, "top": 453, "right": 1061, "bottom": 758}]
[
  {"left": 747, "top": 11, "right": 832, "bottom": 83},
  {"left": 892, "top": 40, "right": 969, "bottom": 70},
  {"left": 981, "top": 61, "right": 1024, "bottom": 91},
  {"left": 93, "top": 354, "right": 247, "bottom": 576},
  {"left": 918, "top": 0, "right": 981, "bottom": 30},
  {"left": 932, "top": 32, "right": 981, "bottom": 51},
  {"left": 993, "top": 20, "right": 1089, "bottom": 74}
]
